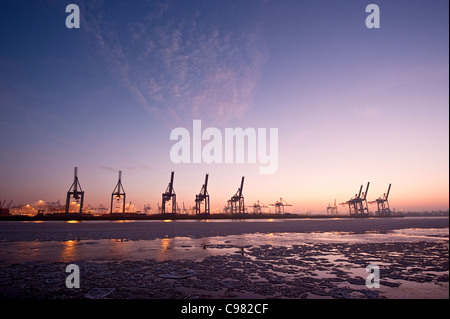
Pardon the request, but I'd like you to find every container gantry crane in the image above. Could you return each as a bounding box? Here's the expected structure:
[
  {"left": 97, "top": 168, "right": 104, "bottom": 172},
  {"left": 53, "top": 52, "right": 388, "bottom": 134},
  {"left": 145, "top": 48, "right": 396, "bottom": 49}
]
[
  {"left": 249, "top": 200, "right": 268, "bottom": 214},
  {"left": 65, "top": 167, "right": 84, "bottom": 214},
  {"left": 162, "top": 171, "right": 176, "bottom": 214},
  {"left": 340, "top": 182, "right": 370, "bottom": 216},
  {"left": 110, "top": 171, "right": 126, "bottom": 214},
  {"left": 269, "top": 198, "right": 292, "bottom": 214},
  {"left": 195, "top": 173, "right": 210, "bottom": 215},
  {"left": 228, "top": 176, "right": 245, "bottom": 214},
  {"left": 369, "top": 184, "right": 391, "bottom": 216},
  {"left": 327, "top": 199, "right": 338, "bottom": 215}
]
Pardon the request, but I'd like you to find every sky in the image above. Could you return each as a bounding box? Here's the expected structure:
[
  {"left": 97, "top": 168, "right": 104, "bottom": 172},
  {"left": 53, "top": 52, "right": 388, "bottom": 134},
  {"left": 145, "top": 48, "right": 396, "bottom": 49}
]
[{"left": 0, "top": 0, "right": 448, "bottom": 213}]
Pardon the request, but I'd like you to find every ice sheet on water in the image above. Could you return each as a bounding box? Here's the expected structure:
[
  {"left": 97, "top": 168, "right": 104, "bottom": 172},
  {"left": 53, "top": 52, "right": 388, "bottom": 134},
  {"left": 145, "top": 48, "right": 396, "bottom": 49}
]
[
  {"left": 85, "top": 288, "right": 115, "bottom": 299},
  {"left": 159, "top": 269, "right": 196, "bottom": 279}
]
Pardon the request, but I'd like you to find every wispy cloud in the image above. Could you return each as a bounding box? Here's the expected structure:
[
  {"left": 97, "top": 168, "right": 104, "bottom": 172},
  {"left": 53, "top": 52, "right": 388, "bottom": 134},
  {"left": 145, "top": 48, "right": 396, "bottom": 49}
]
[
  {"left": 81, "top": 1, "right": 158, "bottom": 118},
  {"left": 82, "top": 0, "right": 268, "bottom": 125}
]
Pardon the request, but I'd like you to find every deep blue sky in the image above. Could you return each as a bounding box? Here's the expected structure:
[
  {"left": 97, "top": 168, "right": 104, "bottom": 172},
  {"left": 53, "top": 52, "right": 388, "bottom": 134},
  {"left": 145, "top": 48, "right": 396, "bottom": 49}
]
[{"left": 0, "top": 0, "right": 448, "bottom": 212}]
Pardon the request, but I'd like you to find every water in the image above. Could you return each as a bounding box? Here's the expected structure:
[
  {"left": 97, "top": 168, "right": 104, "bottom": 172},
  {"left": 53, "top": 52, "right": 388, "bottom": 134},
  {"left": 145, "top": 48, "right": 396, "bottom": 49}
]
[
  {"left": 0, "top": 217, "right": 448, "bottom": 299},
  {"left": 0, "top": 216, "right": 448, "bottom": 243},
  {"left": 0, "top": 226, "right": 447, "bottom": 264}
]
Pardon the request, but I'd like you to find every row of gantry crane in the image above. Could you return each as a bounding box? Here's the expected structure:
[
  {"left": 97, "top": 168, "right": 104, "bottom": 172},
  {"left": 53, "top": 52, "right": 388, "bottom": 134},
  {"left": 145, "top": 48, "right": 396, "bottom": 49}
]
[
  {"left": 326, "top": 182, "right": 392, "bottom": 216},
  {"left": 161, "top": 173, "right": 293, "bottom": 215},
  {"left": 64, "top": 167, "right": 391, "bottom": 216},
  {"left": 162, "top": 174, "right": 393, "bottom": 216}
]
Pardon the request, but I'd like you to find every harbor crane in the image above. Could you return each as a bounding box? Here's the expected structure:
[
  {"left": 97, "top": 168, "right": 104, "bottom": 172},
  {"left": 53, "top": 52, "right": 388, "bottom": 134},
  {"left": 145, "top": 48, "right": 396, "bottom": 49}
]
[
  {"left": 340, "top": 182, "right": 370, "bottom": 216},
  {"left": 0, "top": 199, "right": 13, "bottom": 216},
  {"left": 228, "top": 176, "right": 245, "bottom": 214},
  {"left": 327, "top": 199, "right": 338, "bottom": 215},
  {"left": 369, "top": 184, "right": 392, "bottom": 216},
  {"left": 143, "top": 204, "right": 152, "bottom": 214},
  {"left": 269, "top": 198, "right": 293, "bottom": 214},
  {"left": 195, "top": 173, "right": 210, "bottom": 215},
  {"left": 162, "top": 171, "right": 176, "bottom": 214},
  {"left": 184, "top": 203, "right": 195, "bottom": 215},
  {"left": 65, "top": 167, "right": 84, "bottom": 214},
  {"left": 110, "top": 171, "right": 126, "bottom": 214},
  {"left": 0, "top": 200, "right": 12, "bottom": 209},
  {"left": 249, "top": 200, "right": 268, "bottom": 214}
]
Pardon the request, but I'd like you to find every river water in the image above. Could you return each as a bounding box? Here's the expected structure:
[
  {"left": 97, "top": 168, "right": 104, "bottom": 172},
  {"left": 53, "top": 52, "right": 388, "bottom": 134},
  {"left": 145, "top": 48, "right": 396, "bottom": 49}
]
[
  {"left": 0, "top": 217, "right": 448, "bottom": 264},
  {"left": 0, "top": 217, "right": 448, "bottom": 299}
]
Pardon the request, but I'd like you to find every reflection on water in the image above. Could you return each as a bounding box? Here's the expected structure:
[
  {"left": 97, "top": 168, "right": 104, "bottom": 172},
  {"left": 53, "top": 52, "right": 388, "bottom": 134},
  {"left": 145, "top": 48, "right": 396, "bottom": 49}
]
[
  {"left": 0, "top": 228, "right": 447, "bottom": 264},
  {"left": 391, "top": 228, "right": 449, "bottom": 237},
  {"left": 156, "top": 237, "right": 172, "bottom": 262},
  {"left": 65, "top": 220, "right": 80, "bottom": 224},
  {"left": 61, "top": 240, "right": 77, "bottom": 262}
]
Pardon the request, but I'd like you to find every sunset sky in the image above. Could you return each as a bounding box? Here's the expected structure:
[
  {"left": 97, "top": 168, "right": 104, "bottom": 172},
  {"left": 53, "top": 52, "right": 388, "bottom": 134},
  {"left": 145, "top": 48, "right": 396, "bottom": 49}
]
[{"left": 0, "top": 0, "right": 448, "bottom": 213}]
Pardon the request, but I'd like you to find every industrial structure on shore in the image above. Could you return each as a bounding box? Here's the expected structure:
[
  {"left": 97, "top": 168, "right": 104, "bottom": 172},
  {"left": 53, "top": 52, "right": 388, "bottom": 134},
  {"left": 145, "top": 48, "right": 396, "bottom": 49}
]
[
  {"left": 195, "top": 173, "right": 210, "bottom": 216},
  {"left": 326, "top": 200, "right": 338, "bottom": 215},
  {"left": 161, "top": 171, "right": 176, "bottom": 215},
  {"left": 370, "top": 184, "right": 392, "bottom": 216},
  {"left": 340, "top": 182, "right": 370, "bottom": 216},
  {"left": 227, "top": 177, "right": 245, "bottom": 214},
  {"left": 4, "top": 167, "right": 401, "bottom": 218},
  {"left": 111, "top": 171, "right": 126, "bottom": 215},
  {"left": 65, "top": 167, "right": 84, "bottom": 214},
  {"left": 0, "top": 199, "right": 13, "bottom": 216}
]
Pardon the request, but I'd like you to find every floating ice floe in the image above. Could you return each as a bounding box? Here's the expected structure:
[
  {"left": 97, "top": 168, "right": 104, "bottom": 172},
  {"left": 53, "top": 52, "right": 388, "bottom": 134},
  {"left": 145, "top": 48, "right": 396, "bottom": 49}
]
[
  {"left": 159, "top": 269, "right": 196, "bottom": 279},
  {"left": 85, "top": 288, "right": 115, "bottom": 299}
]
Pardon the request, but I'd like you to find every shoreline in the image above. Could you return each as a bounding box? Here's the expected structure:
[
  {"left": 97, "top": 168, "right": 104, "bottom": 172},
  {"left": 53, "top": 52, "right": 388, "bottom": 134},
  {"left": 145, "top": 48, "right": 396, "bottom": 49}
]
[{"left": 0, "top": 212, "right": 410, "bottom": 221}]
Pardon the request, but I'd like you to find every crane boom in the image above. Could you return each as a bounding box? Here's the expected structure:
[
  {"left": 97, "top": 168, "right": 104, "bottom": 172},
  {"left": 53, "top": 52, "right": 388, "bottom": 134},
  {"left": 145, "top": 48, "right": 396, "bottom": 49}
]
[
  {"left": 203, "top": 174, "right": 209, "bottom": 194},
  {"left": 168, "top": 171, "right": 174, "bottom": 194},
  {"left": 357, "top": 185, "right": 363, "bottom": 198},
  {"left": 238, "top": 176, "right": 244, "bottom": 197},
  {"left": 363, "top": 182, "right": 370, "bottom": 200},
  {"left": 385, "top": 183, "right": 391, "bottom": 200}
]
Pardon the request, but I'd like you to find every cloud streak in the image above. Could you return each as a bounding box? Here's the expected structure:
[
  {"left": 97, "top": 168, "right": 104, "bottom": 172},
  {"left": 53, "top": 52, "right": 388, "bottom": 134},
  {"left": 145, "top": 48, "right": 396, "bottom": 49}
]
[{"left": 82, "top": 0, "right": 268, "bottom": 125}]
